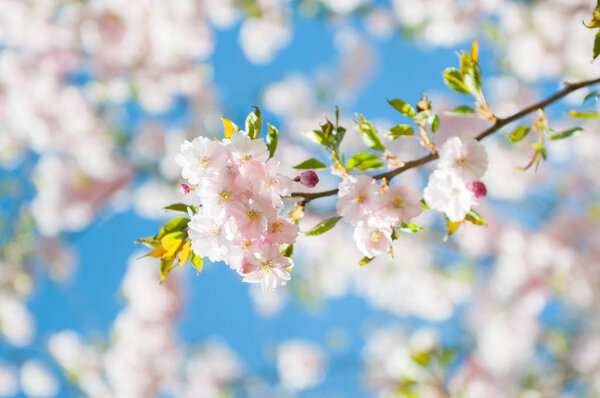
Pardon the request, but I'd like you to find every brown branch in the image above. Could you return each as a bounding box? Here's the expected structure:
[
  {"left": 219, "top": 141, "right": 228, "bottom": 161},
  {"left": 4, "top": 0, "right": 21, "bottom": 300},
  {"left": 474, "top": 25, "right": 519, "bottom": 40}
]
[{"left": 290, "top": 77, "right": 600, "bottom": 205}]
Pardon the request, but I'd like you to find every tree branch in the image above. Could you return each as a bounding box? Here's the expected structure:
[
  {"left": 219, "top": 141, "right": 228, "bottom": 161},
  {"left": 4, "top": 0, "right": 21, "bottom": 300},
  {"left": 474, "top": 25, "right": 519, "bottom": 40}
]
[{"left": 290, "top": 77, "right": 600, "bottom": 205}]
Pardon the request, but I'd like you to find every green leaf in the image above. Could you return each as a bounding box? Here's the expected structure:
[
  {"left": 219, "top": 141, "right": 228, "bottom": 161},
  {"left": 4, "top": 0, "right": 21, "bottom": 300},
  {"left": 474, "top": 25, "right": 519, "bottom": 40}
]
[
  {"left": 465, "top": 209, "right": 487, "bottom": 226},
  {"left": 347, "top": 153, "right": 384, "bottom": 171},
  {"left": 446, "top": 105, "right": 476, "bottom": 116},
  {"left": 568, "top": 110, "right": 599, "bottom": 119},
  {"left": 266, "top": 123, "right": 278, "bottom": 158},
  {"left": 443, "top": 67, "right": 470, "bottom": 94},
  {"left": 156, "top": 217, "right": 190, "bottom": 239},
  {"left": 463, "top": 62, "right": 482, "bottom": 94},
  {"left": 191, "top": 253, "right": 203, "bottom": 274},
  {"left": 508, "top": 126, "right": 531, "bottom": 143},
  {"left": 359, "top": 256, "right": 374, "bottom": 266},
  {"left": 586, "top": 3, "right": 600, "bottom": 28},
  {"left": 386, "top": 124, "right": 414, "bottom": 139},
  {"left": 387, "top": 99, "right": 415, "bottom": 117},
  {"left": 356, "top": 114, "right": 385, "bottom": 151},
  {"left": 549, "top": 127, "right": 583, "bottom": 140},
  {"left": 135, "top": 237, "right": 160, "bottom": 248},
  {"left": 245, "top": 106, "right": 262, "bottom": 139},
  {"left": 430, "top": 114, "right": 440, "bottom": 132},
  {"left": 332, "top": 126, "right": 346, "bottom": 150},
  {"left": 281, "top": 244, "right": 294, "bottom": 258},
  {"left": 594, "top": 30, "right": 600, "bottom": 60},
  {"left": 293, "top": 158, "right": 327, "bottom": 170},
  {"left": 160, "top": 256, "right": 176, "bottom": 283},
  {"left": 305, "top": 216, "right": 342, "bottom": 236},
  {"left": 398, "top": 223, "right": 424, "bottom": 233},
  {"left": 163, "top": 203, "right": 199, "bottom": 214},
  {"left": 160, "top": 231, "right": 185, "bottom": 258},
  {"left": 583, "top": 91, "right": 599, "bottom": 104}
]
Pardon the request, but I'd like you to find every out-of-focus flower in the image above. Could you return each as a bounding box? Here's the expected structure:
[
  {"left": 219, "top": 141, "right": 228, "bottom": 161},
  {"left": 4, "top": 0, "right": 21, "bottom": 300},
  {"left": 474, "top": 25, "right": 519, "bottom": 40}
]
[
  {"left": 20, "top": 361, "right": 59, "bottom": 398},
  {"left": 0, "top": 362, "right": 18, "bottom": 397},
  {"left": 277, "top": 340, "right": 327, "bottom": 391}
]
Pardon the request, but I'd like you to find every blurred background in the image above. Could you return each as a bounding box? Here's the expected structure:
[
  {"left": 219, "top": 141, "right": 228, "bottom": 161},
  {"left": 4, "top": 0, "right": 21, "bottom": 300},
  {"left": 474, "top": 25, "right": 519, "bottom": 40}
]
[{"left": 0, "top": 0, "right": 599, "bottom": 397}]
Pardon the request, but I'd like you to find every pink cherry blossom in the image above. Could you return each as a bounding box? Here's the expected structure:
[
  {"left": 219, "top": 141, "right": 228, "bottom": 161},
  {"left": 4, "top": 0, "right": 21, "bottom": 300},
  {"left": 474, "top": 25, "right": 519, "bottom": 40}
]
[
  {"left": 438, "top": 137, "right": 488, "bottom": 183},
  {"left": 352, "top": 219, "right": 393, "bottom": 258},
  {"left": 226, "top": 131, "right": 269, "bottom": 167},
  {"left": 188, "top": 208, "right": 238, "bottom": 262},
  {"left": 175, "top": 137, "right": 229, "bottom": 185},
  {"left": 376, "top": 184, "right": 423, "bottom": 227},
  {"left": 266, "top": 217, "right": 300, "bottom": 244},
  {"left": 242, "top": 159, "right": 292, "bottom": 209},
  {"left": 228, "top": 196, "right": 275, "bottom": 241},
  {"left": 240, "top": 244, "right": 292, "bottom": 291},
  {"left": 423, "top": 170, "right": 474, "bottom": 222},
  {"left": 336, "top": 175, "right": 379, "bottom": 225}
]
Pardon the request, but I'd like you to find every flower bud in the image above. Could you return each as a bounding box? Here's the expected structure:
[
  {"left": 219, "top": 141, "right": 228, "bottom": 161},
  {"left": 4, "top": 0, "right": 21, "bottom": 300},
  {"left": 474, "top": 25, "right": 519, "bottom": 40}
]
[
  {"left": 294, "top": 171, "right": 319, "bottom": 188},
  {"left": 180, "top": 184, "right": 191, "bottom": 195},
  {"left": 467, "top": 181, "right": 487, "bottom": 199}
]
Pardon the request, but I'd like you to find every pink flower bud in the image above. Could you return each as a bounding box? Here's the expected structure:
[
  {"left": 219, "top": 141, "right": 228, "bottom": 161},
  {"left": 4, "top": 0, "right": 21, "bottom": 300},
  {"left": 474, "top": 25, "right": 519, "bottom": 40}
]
[
  {"left": 467, "top": 181, "right": 487, "bottom": 199},
  {"left": 180, "top": 184, "right": 191, "bottom": 195},
  {"left": 294, "top": 171, "right": 319, "bottom": 188}
]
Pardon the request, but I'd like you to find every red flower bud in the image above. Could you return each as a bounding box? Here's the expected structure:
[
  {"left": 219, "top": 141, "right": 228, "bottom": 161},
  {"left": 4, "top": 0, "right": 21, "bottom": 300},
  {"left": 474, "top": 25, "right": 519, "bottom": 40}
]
[
  {"left": 467, "top": 181, "right": 487, "bottom": 199},
  {"left": 180, "top": 184, "right": 191, "bottom": 195}
]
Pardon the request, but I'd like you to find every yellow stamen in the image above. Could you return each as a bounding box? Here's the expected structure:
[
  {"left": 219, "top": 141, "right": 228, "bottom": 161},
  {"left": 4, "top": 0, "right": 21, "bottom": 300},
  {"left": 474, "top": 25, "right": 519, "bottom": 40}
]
[
  {"left": 198, "top": 156, "right": 209, "bottom": 168},
  {"left": 371, "top": 231, "right": 381, "bottom": 243},
  {"left": 247, "top": 210, "right": 257, "bottom": 221},
  {"left": 393, "top": 198, "right": 403, "bottom": 209},
  {"left": 271, "top": 222, "right": 283, "bottom": 233}
]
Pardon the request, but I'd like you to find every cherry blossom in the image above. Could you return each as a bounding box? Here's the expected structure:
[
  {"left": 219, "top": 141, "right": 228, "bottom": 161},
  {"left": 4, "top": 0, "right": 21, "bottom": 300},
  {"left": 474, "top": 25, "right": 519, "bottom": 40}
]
[
  {"left": 438, "top": 137, "right": 488, "bottom": 183},
  {"left": 423, "top": 169, "right": 474, "bottom": 222}
]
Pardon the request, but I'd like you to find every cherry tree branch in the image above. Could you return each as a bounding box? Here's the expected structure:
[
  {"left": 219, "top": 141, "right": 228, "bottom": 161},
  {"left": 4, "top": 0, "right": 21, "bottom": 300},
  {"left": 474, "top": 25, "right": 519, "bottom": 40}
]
[{"left": 290, "top": 77, "right": 600, "bottom": 205}]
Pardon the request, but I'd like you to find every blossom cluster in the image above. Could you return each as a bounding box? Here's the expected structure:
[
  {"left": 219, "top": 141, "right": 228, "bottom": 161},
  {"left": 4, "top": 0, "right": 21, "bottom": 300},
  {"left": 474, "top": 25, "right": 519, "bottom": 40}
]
[
  {"left": 336, "top": 175, "right": 423, "bottom": 258},
  {"left": 424, "top": 137, "right": 488, "bottom": 222},
  {"left": 175, "top": 132, "right": 299, "bottom": 291}
]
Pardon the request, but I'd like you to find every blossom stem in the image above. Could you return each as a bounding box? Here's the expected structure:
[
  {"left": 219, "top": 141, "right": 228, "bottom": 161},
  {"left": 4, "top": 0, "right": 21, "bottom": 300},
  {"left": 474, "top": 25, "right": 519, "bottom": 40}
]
[{"left": 290, "top": 76, "right": 600, "bottom": 205}]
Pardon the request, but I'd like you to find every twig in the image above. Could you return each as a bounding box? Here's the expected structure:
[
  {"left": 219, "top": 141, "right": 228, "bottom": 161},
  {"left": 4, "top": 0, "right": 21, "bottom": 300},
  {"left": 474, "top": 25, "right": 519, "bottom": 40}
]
[{"left": 290, "top": 77, "right": 600, "bottom": 205}]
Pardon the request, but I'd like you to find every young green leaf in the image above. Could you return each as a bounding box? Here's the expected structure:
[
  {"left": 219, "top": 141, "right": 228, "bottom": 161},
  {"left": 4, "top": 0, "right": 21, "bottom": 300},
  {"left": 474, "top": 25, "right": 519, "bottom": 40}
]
[
  {"left": 465, "top": 209, "right": 487, "bottom": 226},
  {"left": 293, "top": 158, "right": 327, "bottom": 170},
  {"left": 191, "top": 253, "right": 203, "bottom": 274},
  {"left": 305, "top": 216, "right": 342, "bottom": 236},
  {"left": 387, "top": 99, "right": 416, "bottom": 117},
  {"left": 160, "top": 256, "right": 176, "bottom": 283},
  {"left": 568, "top": 110, "right": 599, "bottom": 119},
  {"left": 386, "top": 124, "right": 414, "bottom": 140},
  {"left": 398, "top": 223, "right": 424, "bottom": 233},
  {"left": 549, "top": 127, "right": 583, "bottom": 140},
  {"left": 446, "top": 105, "right": 476, "bottom": 116},
  {"left": 163, "top": 203, "right": 195, "bottom": 213},
  {"left": 594, "top": 30, "right": 600, "bottom": 60},
  {"left": 245, "top": 106, "right": 262, "bottom": 139},
  {"left": 356, "top": 114, "right": 385, "bottom": 151},
  {"left": 430, "top": 114, "right": 440, "bottom": 132},
  {"left": 359, "top": 256, "right": 374, "bottom": 266},
  {"left": 508, "top": 126, "right": 531, "bottom": 143},
  {"left": 443, "top": 67, "right": 470, "bottom": 94},
  {"left": 156, "top": 217, "right": 190, "bottom": 239},
  {"left": 347, "top": 153, "right": 384, "bottom": 171},
  {"left": 135, "top": 237, "right": 160, "bottom": 248},
  {"left": 266, "top": 123, "right": 278, "bottom": 158}
]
